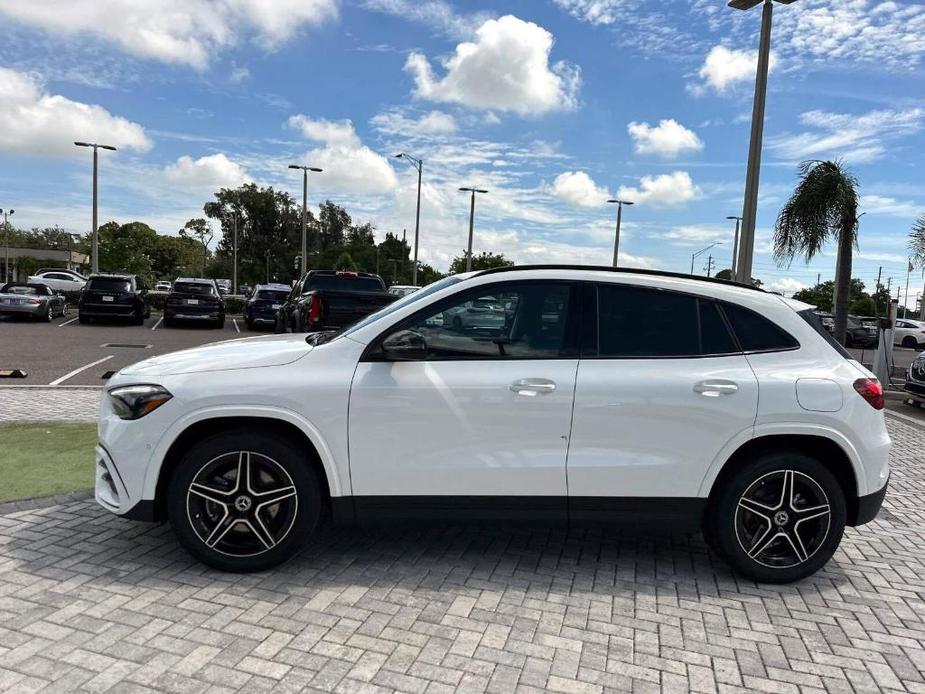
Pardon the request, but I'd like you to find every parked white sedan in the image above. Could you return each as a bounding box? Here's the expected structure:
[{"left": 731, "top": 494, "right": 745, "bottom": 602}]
[
  {"left": 894, "top": 319, "right": 925, "bottom": 348},
  {"left": 26, "top": 269, "right": 86, "bottom": 292}
]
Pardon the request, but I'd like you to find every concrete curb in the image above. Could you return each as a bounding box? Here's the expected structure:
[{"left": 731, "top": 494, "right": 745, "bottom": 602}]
[{"left": 0, "top": 489, "right": 93, "bottom": 516}]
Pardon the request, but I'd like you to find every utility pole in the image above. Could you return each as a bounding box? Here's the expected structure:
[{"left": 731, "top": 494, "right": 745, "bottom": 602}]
[
  {"left": 74, "top": 142, "right": 117, "bottom": 274},
  {"left": 287, "top": 164, "right": 322, "bottom": 278},
  {"left": 231, "top": 211, "right": 238, "bottom": 295},
  {"left": 607, "top": 199, "right": 634, "bottom": 267},
  {"left": 816, "top": 272, "right": 821, "bottom": 286},
  {"left": 704, "top": 255, "right": 716, "bottom": 278},
  {"left": 459, "top": 187, "right": 488, "bottom": 272},
  {"left": 726, "top": 215, "right": 743, "bottom": 277},
  {"left": 875, "top": 266, "right": 883, "bottom": 317},
  {"left": 401, "top": 229, "right": 406, "bottom": 278},
  {"left": 1, "top": 208, "right": 14, "bottom": 283},
  {"left": 394, "top": 154, "right": 424, "bottom": 286},
  {"left": 905, "top": 260, "right": 912, "bottom": 319}
]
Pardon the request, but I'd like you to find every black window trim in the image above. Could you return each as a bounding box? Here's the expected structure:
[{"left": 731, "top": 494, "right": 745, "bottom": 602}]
[{"left": 361, "top": 278, "right": 582, "bottom": 363}]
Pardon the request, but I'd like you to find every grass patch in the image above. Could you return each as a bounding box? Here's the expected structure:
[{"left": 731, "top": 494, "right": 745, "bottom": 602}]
[{"left": 0, "top": 423, "right": 96, "bottom": 503}]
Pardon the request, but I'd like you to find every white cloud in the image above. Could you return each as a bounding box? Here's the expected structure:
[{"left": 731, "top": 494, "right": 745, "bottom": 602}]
[
  {"left": 552, "top": 0, "right": 623, "bottom": 26},
  {"left": 163, "top": 153, "right": 248, "bottom": 190},
  {"left": 288, "top": 114, "right": 397, "bottom": 193},
  {"left": 405, "top": 15, "right": 581, "bottom": 116},
  {"left": 617, "top": 171, "right": 701, "bottom": 207},
  {"left": 0, "top": 0, "right": 338, "bottom": 69},
  {"left": 230, "top": 64, "right": 250, "bottom": 83},
  {"left": 768, "top": 277, "right": 806, "bottom": 295},
  {"left": 551, "top": 171, "right": 609, "bottom": 208},
  {"left": 0, "top": 68, "right": 151, "bottom": 158},
  {"left": 662, "top": 224, "right": 732, "bottom": 245},
  {"left": 861, "top": 194, "right": 923, "bottom": 219},
  {"left": 362, "top": 0, "right": 489, "bottom": 40},
  {"left": 287, "top": 115, "right": 361, "bottom": 147},
  {"left": 767, "top": 108, "right": 923, "bottom": 163},
  {"left": 370, "top": 109, "right": 458, "bottom": 136},
  {"left": 627, "top": 119, "right": 703, "bottom": 158},
  {"left": 690, "top": 45, "right": 776, "bottom": 95}
]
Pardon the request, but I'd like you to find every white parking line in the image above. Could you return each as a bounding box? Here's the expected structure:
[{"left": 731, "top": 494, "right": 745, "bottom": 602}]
[
  {"left": 232, "top": 318, "right": 240, "bottom": 333},
  {"left": 151, "top": 317, "right": 163, "bottom": 331},
  {"left": 58, "top": 317, "right": 79, "bottom": 328},
  {"left": 49, "top": 355, "right": 114, "bottom": 386}
]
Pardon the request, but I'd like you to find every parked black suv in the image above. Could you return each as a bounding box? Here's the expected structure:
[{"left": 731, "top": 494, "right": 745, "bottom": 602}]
[
  {"left": 164, "top": 278, "right": 225, "bottom": 328},
  {"left": 78, "top": 273, "right": 149, "bottom": 325},
  {"left": 275, "top": 270, "right": 396, "bottom": 333}
]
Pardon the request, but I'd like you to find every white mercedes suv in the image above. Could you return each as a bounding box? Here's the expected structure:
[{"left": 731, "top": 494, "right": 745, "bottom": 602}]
[{"left": 95, "top": 266, "right": 890, "bottom": 583}]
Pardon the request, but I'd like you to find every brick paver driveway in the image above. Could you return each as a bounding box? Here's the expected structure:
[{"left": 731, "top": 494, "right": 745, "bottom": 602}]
[{"left": 1, "top": 416, "right": 923, "bottom": 694}]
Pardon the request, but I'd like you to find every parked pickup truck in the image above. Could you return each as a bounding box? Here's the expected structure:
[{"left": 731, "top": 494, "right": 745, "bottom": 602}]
[{"left": 275, "top": 270, "right": 397, "bottom": 333}]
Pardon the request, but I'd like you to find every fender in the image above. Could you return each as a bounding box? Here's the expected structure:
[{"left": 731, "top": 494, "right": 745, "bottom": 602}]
[
  {"left": 140, "top": 404, "right": 346, "bottom": 501},
  {"left": 697, "top": 421, "right": 867, "bottom": 497}
]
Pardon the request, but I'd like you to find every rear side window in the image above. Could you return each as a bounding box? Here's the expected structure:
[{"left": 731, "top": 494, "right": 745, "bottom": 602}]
[
  {"left": 722, "top": 303, "right": 799, "bottom": 353},
  {"left": 798, "top": 309, "right": 851, "bottom": 358},
  {"left": 595, "top": 284, "right": 738, "bottom": 358}
]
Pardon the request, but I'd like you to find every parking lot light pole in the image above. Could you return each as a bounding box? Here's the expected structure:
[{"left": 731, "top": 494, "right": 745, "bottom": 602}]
[
  {"left": 229, "top": 211, "right": 239, "bottom": 295},
  {"left": 459, "top": 187, "right": 488, "bottom": 272},
  {"left": 288, "top": 164, "right": 322, "bottom": 278},
  {"left": 726, "top": 215, "right": 743, "bottom": 276},
  {"left": 691, "top": 242, "right": 722, "bottom": 276},
  {"left": 395, "top": 153, "right": 423, "bottom": 286},
  {"left": 606, "top": 199, "right": 634, "bottom": 268},
  {"left": 1, "top": 208, "right": 14, "bottom": 282},
  {"left": 729, "top": 0, "right": 797, "bottom": 285},
  {"left": 74, "top": 142, "right": 116, "bottom": 274}
]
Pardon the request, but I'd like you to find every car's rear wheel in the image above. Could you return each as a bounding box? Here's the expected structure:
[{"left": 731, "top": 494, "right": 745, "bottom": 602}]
[
  {"left": 132, "top": 309, "right": 145, "bottom": 325},
  {"left": 706, "top": 452, "right": 845, "bottom": 583},
  {"left": 902, "top": 336, "right": 918, "bottom": 348},
  {"left": 43, "top": 306, "right": 53, "bottom": 322},
  {"left": 167, "top": 432, "right": 322, "bottom": 572},
  {"left": 78, "top": 313, "right": 90, "bottom": 324}
]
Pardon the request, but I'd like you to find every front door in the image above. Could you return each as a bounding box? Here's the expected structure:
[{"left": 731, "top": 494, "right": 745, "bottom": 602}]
[{"left": 348, "top": 281, "right": 580, "bottom": 521}]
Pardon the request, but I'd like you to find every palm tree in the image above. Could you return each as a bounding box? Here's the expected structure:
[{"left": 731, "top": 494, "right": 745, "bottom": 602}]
[
  {"left": 773, "top": 160, "right": 860, "bottom": 344},
  {"left": 908, "top": 213, "right": 925, "bottom": 319}
]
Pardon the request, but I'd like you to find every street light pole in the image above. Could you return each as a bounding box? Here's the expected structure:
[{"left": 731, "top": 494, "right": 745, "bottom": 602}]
[
  {"left": 729, "top": 0, "right": 797, "bottom": 284},
  {"left": 74, "top": 142, "right": 116, "bottom": 274},
  {"left": 395, "top": 153, "right": 424, "bottom": 286},
  {"left": 1, "top": 208, "right": 14, "bottom": 282},
  {"left": 288, "top": 164, "right": 322, "bottom": 277},
  {"left": 691, "top": 242, "right": 722, "bottom": 275},
  {"left": 726, "top": 215, "right": 743, "bottom": 276},
  {"left": 230, "top": 211, "right": 238, "bottom": 295},
  {"left": 459, "top": 187, "right": 488, "bottom": 272},
  {"left": 606, "top": 199, "right": 634, "bottom": 268}
]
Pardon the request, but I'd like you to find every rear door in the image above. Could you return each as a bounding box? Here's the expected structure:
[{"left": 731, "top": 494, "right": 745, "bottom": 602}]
[{"left": 566, "top": 283, "right": 759, "bottom": 515}]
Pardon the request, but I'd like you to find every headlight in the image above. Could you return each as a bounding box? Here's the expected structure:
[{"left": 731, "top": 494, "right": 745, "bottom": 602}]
[{"left": 108, "top": 385, "right": 172, "bottom": 420}]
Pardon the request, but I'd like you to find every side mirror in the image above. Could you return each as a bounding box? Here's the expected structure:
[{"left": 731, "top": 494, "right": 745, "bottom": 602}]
[{"left": 381, "top": 329, "right": 427, "bottom": 360}]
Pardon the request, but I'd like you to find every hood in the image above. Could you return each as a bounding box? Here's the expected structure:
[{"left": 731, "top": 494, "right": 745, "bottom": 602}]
[{"left": 119, "top": 334, "right": 313, "bottom": 377}]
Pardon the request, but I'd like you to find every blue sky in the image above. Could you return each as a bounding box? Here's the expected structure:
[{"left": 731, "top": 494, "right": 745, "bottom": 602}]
[{"left": 0, "top": 0, "right": 922, "bottom": 299}]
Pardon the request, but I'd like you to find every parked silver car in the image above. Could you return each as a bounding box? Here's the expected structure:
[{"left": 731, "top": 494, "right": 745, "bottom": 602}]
[
  {"left": 0, "top": 283, "right": 68, "bottom": 321},
  {"left": 441, "top": 295, "right": 507, "bottom": 331}
]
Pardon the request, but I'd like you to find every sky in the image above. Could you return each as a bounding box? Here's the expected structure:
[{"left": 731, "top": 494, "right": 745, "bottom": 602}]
[{"left": 0, "top": 0, "right": 922, "bottom": 300}]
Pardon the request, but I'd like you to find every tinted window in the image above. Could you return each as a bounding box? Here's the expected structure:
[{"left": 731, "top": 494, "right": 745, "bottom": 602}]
[
  {"left": 401, "top": 283, "right": 573, "bottom": 359},
  {"left": 699, "top": 300, "right": 738, "bottom": 355},
  {"left": 341, "top": 276, "right": 464, "bottom": 338},
  {"left": 798, "top": 309, "right": 850, "bottom": 358},
  {"left": 173, "top": 282, "right": 216, "bottom": 295},
  {"left": 723, "top": 303, "right": 798, "bottom": 352},
  {"left": 305, "top": 274, "right": 384, "bottom": 292},
  {"left": 255, "top": 290, "right": 288, "bottom": 302},
  {"left": 87, "top": 278, "right": 131, "bottom": 292}
]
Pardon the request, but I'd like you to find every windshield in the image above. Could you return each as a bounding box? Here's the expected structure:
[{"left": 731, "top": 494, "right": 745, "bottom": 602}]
[
  {"left": 173, "top": 282, "right": 216, "bottom": 295},
  {"left": 255, "top": 290, "right": 288, "bottom": 302},
  {"left": 305, "top": 274, "right": 385, "bottom": 292},
  {"left": 2, "top": 284, "right": 40, "bottom": 295},
  {"left": 339, "top": 276, "right": 465, "bottom": 339},
  {"left": 87, "top": 278, "right": 131, "bottom": 292}
]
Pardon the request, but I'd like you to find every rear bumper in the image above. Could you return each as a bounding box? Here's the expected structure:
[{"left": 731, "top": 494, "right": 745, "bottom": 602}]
[
  {"left": 80, "top": 303, "right": 137, "bottom": 317},
  {"left": 851, "top": 475, "right": 889, "bottom": 526},
  {"left": 0, "top": 305, "right": 43, "bottom": 317},
  {"left": 165, "top": 308, "right": 223, "bottom": 321}
]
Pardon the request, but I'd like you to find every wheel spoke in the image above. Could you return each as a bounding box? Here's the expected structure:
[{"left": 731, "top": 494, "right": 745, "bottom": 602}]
[
  {"left": 738, "top": 496, "right": 775, "bottom": 522},
  {"left": 747, "top": 527, "right": 781, "bottom": 559},
  {"left": 236, "top": 451, "right": 250, "bottom": 495},
  {"left": 204, "top": 512, "right": 235, "bottom": 548},
  {"left": 792, "top": 504, "right": 830, "bottom": 522},
  {"left": 189, "top": 482, "right": 233, "bottom": 505},
  {"left": 254, "top": 485, "right": 297, "bottom": 509},
  {"left": 779, "top": 470, "right": 795, "bottom": 511},
  {"left": 781, "top": 529, "right": 808, "bottom": 563},
  {"left": 242, "top": 517, "right": 276, "bottom": 550}
]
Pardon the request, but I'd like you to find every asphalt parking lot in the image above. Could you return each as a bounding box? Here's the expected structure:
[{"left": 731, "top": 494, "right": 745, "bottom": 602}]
[{"left": 0, "top": 313, "right": 269, "bottom": 386}]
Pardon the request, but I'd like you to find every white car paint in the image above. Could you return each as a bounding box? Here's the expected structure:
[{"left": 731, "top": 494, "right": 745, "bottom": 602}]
[
  {"left": 893, "top": 319, "right": 925, "bottom": 348},
  {"left": 96, "top": 268, "right": 890, "bottom": 547},
  {"left": 26, "top": 270, "right": 86, "bottom": 292}
]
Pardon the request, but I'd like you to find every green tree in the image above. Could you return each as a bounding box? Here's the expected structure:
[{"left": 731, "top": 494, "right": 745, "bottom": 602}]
[
  {"left": 908, "top": 213, "right": 925, "bottom": 319},
  {"left": 449, "top": 251, "right": 513, "bottom": 274},
  {"left": 714, "top": 268, "right": 762, "bottom": 287},
  {"left": 97, "top": 221, "right": 158, "bottom": 284},
  {"left": 774, "top": 160, "right": 861, "bottom": 344},
  {"left": 179, "top": 218, "right": 213, "bottom": 277},
  {"left": 333, "top": 251, "right": 358, "bottom": 271},
  {"left": 849, "top": 297, "right": 876, "bottom": 317},
  {"left": 793, "top": 279, "right": 866, "bottom": 313}
]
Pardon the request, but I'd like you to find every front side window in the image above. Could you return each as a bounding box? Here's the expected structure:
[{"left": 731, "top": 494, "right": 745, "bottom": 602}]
[
  {"left": 397, "top": 282, "right": 574, "bottom": 359},
  {"left": 594, "top": 284, "right": 738, "bottom": 358}
]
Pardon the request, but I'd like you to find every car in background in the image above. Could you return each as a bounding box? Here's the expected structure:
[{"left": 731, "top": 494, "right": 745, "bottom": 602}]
[
  {"left": 905, "top": 351, "right": 925, "bottom": 402},
  {"left": 276, "top": 270, "right": 396, "bottom": 333},
  {"left": 845, "top": 316, "right": 878, "bottom": 348},
  {"left": 239, "top": 283, "right": 252, "bottom": 297},
  {"left": 164, "top": 278, "right": 225, "bottom": 328},
  {"left": 0, "top": 282, "right": 67, "bottom": 321},
  {"left": 26, "top": 269, "right": 86, "bottom": 292},
  {"left": 244, "top": 283, "right": 290, "bottom": 330},
  {"left": 154, "top": 281, "right": 172, "bottom": 292},
  {"left": 216, "top": 279, "right": 231, "bottom": 295},
  {"left": 442, "top": 295, "right": 506, "bottom": 332},
  {"left": 894, "top": 319, "right": 925, "bottom": 348},
  {"left": 388, "top": 284, "right": 419, "bottom": 298},
  {"left": 78, "top": 274, "right": 149, "bottom": 325}
]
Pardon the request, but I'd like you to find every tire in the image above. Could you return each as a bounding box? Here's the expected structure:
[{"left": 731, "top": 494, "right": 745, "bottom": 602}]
[
  {"left": 167, "top": 431, "right": 322, "bottom": 572},
  {"left": 844, "top": 334, "right": 854, "bottom": 348},
  {"left": 78, "top": 313, "right": 90, "bottom": 324},
  {"left": 163, "top": 317, "right": 175, "bottom": 328},
  {"left": 706, "top": 452, "right": 846, "bottom": 584},
  {"left": 42, "top": 306, "right": 53, "bottom": 322},
  {"left": 294, "top": 310, "right": 304, "bottom": 333},
  {"left": 902, "top": 336, "right": 917, "bottom": 349},
  {"left": 245, "top": 318, "right": 254, "bottom": 331},
  {"left": 274, "top": 312, "right": 286, "bottom": 334},
  {"left": 132, "top": 309, "right": 145, "bottom": 326},
  {"left": 212, "top": 314, "right": 225, "bottom": 329}
]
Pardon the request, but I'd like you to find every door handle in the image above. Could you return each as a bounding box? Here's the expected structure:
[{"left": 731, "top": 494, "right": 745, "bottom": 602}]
[
  {"left": 510, "top": 378, "right": 556, "bottom": 396},
  {"left": 694, "top": 381, "right": 738, "bottom": 397}
]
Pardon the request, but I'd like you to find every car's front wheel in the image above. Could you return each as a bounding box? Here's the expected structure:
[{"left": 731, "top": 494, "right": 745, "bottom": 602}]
[
  {"left": 706, "top": 452, "right": 845, "bottom": 583},
  {"left": 167, "top": 431, "right": 322, "bottom": 572}
]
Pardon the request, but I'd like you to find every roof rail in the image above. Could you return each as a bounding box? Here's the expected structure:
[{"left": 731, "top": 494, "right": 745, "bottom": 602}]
[{"left": 473, "top": 264, "right": 764, "bottom": 292}]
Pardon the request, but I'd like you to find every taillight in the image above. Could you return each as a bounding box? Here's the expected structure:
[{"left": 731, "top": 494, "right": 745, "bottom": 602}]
[
  {"left": 27, "top": 299, "right": 41, "bottom": 305},
  {"left": 307, "top": 295, "right": 321, "bottom": 324},
  {"left": 853, "top": 378, "right": 884, "bottom": 410}
]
